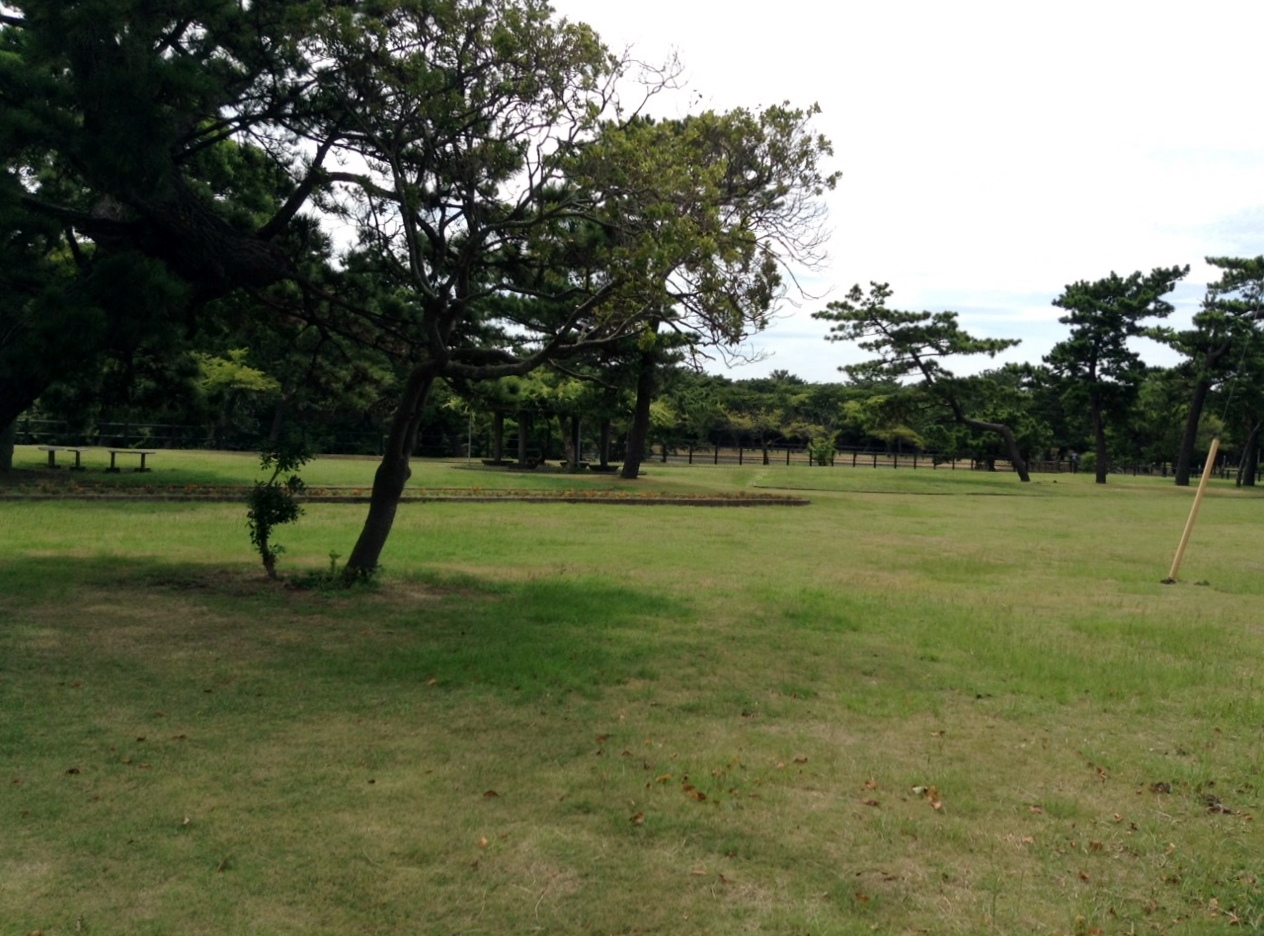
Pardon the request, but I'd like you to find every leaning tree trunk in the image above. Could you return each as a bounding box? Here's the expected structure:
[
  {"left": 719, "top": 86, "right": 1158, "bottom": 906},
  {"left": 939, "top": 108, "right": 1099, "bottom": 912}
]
[
  {"left": 620, "top": 345, "right": 657, "bottom": 480},
  {"left": 343, "top": 365, "right": 436, "bottom": 580},
  {"left": 961, "top": 417, "right": 1031, "bottom": 482},
  {"left": 1173, "top": 378, "right": 1212, "bottom": 487}
]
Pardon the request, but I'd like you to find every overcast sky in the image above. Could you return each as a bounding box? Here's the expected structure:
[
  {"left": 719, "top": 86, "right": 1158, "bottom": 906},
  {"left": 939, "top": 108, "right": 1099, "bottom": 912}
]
[{"left": 549, "top": 0, "right": 1264, "bottom": 382}]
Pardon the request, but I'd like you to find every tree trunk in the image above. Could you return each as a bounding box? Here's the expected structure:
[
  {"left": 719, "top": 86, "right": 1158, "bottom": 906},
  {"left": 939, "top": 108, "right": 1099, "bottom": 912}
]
[
  {"left": 620, "top": 345, "right": 657, "bottom": 480},
  {"left": 516, "top": 411, "right": 530, "bottom": 467},
  {"left": 0, "top": 376, "right": 46, "bottom": 443},
  {"left": 0, "top": 418, "right": 15, "bottom": 471},
  {"left": 959, "top": 417, "right": 1031, "bottom": 482},
  {"left": 1092, "top": 402, "right": 1108, "bottom": 484},
  {"left": 565, "top": 415, "right": 582, "bottom": 470},
  {"left": 343, "top": 366, "right": 436, "bottom": 579},
  {"left": 1173, "top": 378, "right": 1212, "bottom": 487},
  {"left": 1238, "top": 419, "right": 1261, "bottom": 487},
  {"left": 492, "top": 411, "right": 505, "bottom": 461},
  {"left": 599, "top": 418, "right": 612, "bottom": 469}
]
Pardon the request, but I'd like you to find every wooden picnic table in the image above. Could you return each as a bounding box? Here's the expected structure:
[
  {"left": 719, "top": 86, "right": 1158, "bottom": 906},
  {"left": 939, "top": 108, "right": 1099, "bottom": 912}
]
[
  {"left": 37, "top": 445, "right": 87, "bottom": 470},
  {"left": 106, "top": 448, "right": 157, "bottom": 472}
]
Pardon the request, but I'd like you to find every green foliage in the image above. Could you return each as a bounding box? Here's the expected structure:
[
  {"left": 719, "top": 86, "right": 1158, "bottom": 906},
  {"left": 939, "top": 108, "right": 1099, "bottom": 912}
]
[
  {"left": 1046, "top": 266, "right": 1188, "bottom": 481},
  {"left": 807, "top": 435, "right": 835, "bottom": 465},
  {"left": 245, "top": 441, "right": 310, "bottom": 580}
]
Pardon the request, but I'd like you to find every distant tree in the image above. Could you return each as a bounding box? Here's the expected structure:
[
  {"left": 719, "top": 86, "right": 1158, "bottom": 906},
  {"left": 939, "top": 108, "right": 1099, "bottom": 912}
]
[
  {"left": 813, "top": 282, "right": 1032, "bottom": 481},
  {"left": 1155, "top": 257, "right": 1264, "bottom": 485},
  {"left": 1045, "top": 266, "right": 1188, "bottom": 484}
]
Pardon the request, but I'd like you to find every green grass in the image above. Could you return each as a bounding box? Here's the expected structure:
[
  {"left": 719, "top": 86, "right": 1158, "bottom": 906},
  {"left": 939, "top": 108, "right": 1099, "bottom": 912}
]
[{"left": 3, "top": 453, "right": 1263, "bottom": 934}]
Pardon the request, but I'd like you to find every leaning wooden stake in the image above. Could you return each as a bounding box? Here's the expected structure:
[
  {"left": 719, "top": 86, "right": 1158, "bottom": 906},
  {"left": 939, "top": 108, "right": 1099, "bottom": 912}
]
[{"left": 1163, "top": 436, "right": 1220, "bottom": 584}]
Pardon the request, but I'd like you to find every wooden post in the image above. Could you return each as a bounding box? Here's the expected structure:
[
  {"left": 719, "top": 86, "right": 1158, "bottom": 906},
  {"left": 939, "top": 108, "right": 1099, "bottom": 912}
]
[{"left": 1164, "top": 436, "right": 1220, "bottom": 584}]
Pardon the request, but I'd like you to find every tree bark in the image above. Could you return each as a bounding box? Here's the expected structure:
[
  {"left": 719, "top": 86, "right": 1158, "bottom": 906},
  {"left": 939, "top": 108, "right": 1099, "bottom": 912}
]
[
  {"left": 492, "top": 411, "right": 505, "bottom": 461},
  {"left": 599, "top": 418, "right": 612, "bottom": 469},
  {"left": 0, "top": 418, "right": 15, "bottom": 471},
  {"left": 1092, "top": 401, "right": 1108, "bottom": 484},
  {"left": 961, "top": 416, "right": 1031, "bottom": 482},
  {"left": 1238, "top": 419, "right": 1261, "bottom": 487},
  {"left": 620, "top": 345, "right": 657, "bottom": 480},
  {"left": 1173, "top": 378, "right": 1212, "bottom": 487},
  {"left": 516, "top": 411, "right": 530, "bottom": 467},
  {"left": 343, "top": 365, "right": 436, "bottom": 579}
]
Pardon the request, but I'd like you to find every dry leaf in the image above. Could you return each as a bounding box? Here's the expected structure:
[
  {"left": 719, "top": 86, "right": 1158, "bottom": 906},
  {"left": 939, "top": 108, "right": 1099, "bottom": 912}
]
[
  {"left": 483, "top": 790, "right": 499, "bottom": 798},
  {"left": 425, "top": 678, "right": 437, "bottom": 687},
  {"left": 65, "top": 767, "right": 80, "bottom": 775},
  {"left": 689, "top": 868, "right": 707, "bottom": 876},
  {"left": 596, "top": 734, "right": 608, "bottom": 743},
  {"left": 862, "top": 799, "right": 880, "bottom": 807},
  {"left": 1078, "top": 871, "right": 1090, "bottom": 882},
  {"left": 182, "top": 816, "right": 191, "bottom": 826},
  {"left": 688, "top": 789, "right": 707, "bottom": 801},
  {"left": 630, "top": 811, "right": 645, "bottom": 825},
  {"left": 1089, "top": 841, "right": 1103, "bottom": 852},
  {"left": 655, "top": 774, "right": 672, "bottom": 784},
  {"left": 477, "top": 837, "right": 489, "bottom": 848},
  {"left": 793, "top": 756, "right": 808, "bottom": 764},
  {"left": 1029, "top": 805, "right": 1044, "bottom": 814},
  {"left": 864, "top": 779, "right": 877, "bottom": 790}
]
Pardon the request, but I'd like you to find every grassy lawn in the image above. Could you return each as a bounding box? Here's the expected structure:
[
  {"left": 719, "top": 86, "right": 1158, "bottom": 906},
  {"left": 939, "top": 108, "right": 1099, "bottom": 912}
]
[{"left": 2, "top": 449, "right": 1262, "bottom": 934}]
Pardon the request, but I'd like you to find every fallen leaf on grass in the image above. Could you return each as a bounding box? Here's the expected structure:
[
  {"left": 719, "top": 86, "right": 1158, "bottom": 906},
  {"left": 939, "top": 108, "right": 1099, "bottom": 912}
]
[
  {"left": 1029, "top": 805, "right": 1044, "bottom": 814},
  {"left": 65, "top": 767, "right": 80, "bottom": 775},
  {"left": 482, "top": 790, "right": 499, "bottom": 798},
  {"left": 862, "top": 799, "right": 880, "bottom": 807},
  {"left": 655, "top": 774, "right": 672, "bottom": 784},
  {"left": 793, "top": 756, "right": 808, "bottom": 765},
  {"left": 630, "top": 811, "right": 645, "bottom": 825},
  {"left": 477, "top": 837, "right": 488, "bottom": 848}
]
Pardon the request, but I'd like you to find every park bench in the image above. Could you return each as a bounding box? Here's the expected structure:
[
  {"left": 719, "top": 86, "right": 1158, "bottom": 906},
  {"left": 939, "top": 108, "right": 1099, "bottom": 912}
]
[
  {"left": 106, "top": 448, "right": 157, "bottom": 472},
  {"left": 37, "top": 445, "right": 87, "bottom": 470}
]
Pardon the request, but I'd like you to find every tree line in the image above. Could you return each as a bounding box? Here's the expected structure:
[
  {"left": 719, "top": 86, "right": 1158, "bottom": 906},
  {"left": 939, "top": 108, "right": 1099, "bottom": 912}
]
[{"left": 2, "top": 1, "right": 1260, "bottom": 581}]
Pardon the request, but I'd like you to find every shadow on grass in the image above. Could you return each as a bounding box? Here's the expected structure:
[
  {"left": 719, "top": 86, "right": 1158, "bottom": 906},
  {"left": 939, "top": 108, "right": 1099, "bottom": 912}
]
[{"left": 0, "top": 556, "right": 691, "bottom": 704}]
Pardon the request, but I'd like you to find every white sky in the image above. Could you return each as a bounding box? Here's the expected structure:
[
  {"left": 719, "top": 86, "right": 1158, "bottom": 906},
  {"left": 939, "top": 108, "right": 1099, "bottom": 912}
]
[{"left": 549, "top": 0, "right": 1264, "bottom": 382}]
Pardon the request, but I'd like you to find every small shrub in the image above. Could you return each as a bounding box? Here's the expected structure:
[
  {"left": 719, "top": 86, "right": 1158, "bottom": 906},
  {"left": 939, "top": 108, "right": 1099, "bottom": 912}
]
[
  {"left": 246, "top": 445, "right": 310, "bottom": 579},
  {"left": 808, "top": 437, "right": 836, "bottom": 466}
]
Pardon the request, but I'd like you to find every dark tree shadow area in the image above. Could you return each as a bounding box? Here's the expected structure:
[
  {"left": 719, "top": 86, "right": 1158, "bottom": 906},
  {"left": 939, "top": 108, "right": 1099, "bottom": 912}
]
[{"left": 0, "top": 557, "right": 693, "bottom": 709}]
